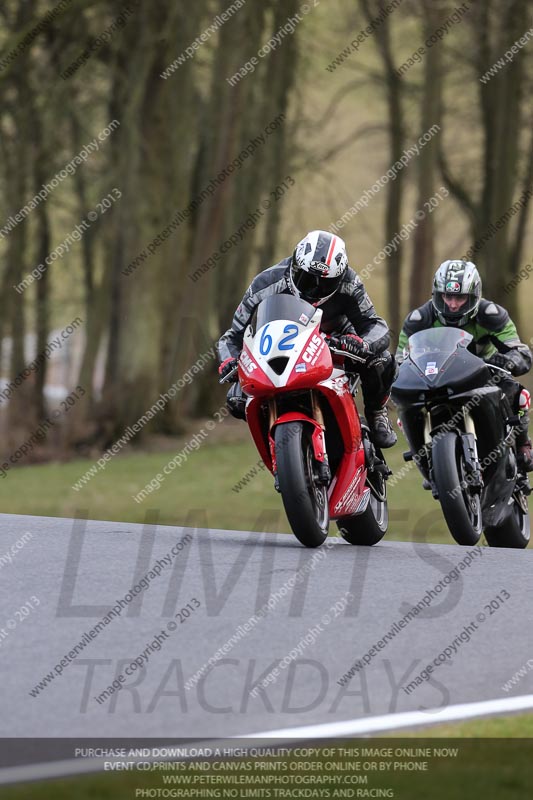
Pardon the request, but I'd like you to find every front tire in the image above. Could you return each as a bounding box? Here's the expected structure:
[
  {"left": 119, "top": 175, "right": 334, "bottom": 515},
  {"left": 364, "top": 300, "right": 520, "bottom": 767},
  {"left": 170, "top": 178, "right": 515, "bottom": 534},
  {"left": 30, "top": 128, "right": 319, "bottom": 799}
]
[
  {"left": 432, "top": 431, "right": 482, "bottom": 546},
  {"left": 274, "top": 422, "right": 329, "bottom": 548}
]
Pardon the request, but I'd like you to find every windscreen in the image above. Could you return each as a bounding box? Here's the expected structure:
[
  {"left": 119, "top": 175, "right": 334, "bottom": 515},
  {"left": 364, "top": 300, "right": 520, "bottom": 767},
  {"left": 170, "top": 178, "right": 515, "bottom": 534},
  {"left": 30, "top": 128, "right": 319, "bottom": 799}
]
[
  {"left": 255, "top": 294, "right": 317, "bottom": 329},
  {"left": 408, "top": 327, "right": 473, "bottom": 372}
]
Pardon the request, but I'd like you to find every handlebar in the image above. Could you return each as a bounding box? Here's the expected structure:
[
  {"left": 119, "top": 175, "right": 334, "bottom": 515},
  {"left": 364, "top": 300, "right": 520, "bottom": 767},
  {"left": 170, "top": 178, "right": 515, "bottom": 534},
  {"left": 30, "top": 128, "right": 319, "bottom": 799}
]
[
  {"left": 487, "top": 364, "right": 512, "bottom": 377},
  {"left": 219, "top": 366, "right": 239, "bottom": 384},
  {"left": 328, "top": 346, "right": 368, "bottom": 364}
]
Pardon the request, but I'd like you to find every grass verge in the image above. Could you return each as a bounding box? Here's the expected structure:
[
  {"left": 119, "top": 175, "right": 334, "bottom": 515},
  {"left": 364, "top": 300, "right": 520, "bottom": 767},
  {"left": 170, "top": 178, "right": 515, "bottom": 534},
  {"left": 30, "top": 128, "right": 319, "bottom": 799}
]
[{"left": 0, "top": 421, "right": 478, "bottom": 545}]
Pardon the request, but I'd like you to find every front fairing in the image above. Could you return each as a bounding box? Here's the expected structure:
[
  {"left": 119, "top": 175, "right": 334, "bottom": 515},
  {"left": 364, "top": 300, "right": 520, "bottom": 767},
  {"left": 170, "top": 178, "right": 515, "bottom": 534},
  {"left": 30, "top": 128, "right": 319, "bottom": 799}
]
[
  {"left": 392, "top": 328, "right": 492, "bottom": 409},
  {"left": 408, "top": 327, "right": 473, "bottom": 380},
  {"left": 239, "top": 294, "right": 333, "bottom": 396}
]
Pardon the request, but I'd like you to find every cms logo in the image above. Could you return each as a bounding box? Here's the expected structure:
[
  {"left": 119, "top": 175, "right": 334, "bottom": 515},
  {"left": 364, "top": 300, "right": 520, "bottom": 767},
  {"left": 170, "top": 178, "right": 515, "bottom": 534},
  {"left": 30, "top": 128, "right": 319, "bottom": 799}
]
[
  {"left": 302, "top": 334, "right": 324, "bottom": 364},
  {"left": 241, "top": 351, "right": 257, "bottom": 373}
]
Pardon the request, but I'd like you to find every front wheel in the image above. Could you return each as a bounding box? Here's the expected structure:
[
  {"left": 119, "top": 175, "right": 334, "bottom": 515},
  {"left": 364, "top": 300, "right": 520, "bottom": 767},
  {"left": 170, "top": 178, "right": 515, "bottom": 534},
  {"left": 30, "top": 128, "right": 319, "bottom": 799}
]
[
  {"left": 432, "top": 431, "right": 482, "bottom": 546},
  {"left": 274, "top": 422, "right": 329, "bottom": 548}
]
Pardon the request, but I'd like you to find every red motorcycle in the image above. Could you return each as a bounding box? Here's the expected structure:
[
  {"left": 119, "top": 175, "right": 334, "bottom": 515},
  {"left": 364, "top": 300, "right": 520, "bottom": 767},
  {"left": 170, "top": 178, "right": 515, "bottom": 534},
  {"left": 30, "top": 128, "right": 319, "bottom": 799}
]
[{"left": 221, "top": 294, "right": 391, "bottom": 548}]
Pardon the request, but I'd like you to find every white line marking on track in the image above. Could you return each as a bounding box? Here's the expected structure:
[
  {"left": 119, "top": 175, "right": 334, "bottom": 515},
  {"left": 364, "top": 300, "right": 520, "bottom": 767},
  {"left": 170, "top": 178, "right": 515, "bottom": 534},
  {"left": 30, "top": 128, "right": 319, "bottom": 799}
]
[
  {"left": 246, "top": 693, "right": 533, "bottom": 738},
  {"left": 2, "top": 694, "right": 533, "bottom": 785}
]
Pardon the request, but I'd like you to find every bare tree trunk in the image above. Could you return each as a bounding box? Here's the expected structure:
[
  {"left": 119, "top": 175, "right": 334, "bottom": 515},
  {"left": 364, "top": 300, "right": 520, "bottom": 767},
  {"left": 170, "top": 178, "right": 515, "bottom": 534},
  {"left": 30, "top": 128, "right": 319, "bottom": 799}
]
[
  {"left": 478, "top": 0, "right": 526, "bottom": 312},
  {"left": 98, "top": 2, "right": 207, "bottom": 438},
  {"left": 410, "top": 0, "right": 444, "bottom": 309},
  {"left": 28, "top": 91, "right": 51, "bottom": 421},
  {"left": 165, "top": 0, "right": 281, "bottom": 424},
  {"left": 360, "top": 0, "right": 406, "bottom": 339},
  {"left": 0, "top": 15, "right": 35, "bottom": 440},
  {"left": 257, "top": 0, "right": 299, "bottom": 271},
  {"left": 5, "top": 106, "right": 33, "bottom": 439},
  {"left": 441, "top": 0, "right": 531, "bottom": 320}
]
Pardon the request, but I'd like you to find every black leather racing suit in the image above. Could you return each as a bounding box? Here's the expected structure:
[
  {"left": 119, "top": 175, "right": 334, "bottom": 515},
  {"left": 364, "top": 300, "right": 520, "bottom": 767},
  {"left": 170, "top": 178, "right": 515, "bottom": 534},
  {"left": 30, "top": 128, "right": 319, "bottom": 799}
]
[{"left": 217, "top": 259, "right": 397, "bottom": 419}]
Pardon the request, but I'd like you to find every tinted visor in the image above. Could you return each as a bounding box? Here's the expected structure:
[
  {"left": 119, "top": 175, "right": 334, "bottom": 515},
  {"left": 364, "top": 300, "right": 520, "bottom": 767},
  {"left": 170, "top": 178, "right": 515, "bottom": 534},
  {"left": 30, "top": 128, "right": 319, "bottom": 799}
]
[{"left": 292, "top": 264, "right": 343, "bottom": 302}]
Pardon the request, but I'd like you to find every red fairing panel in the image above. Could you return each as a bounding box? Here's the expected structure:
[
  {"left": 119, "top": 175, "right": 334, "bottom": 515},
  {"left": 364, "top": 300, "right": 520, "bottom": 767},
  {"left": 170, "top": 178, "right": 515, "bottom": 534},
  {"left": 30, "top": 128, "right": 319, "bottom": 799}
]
[
  {"left": 245, "top": 396, "right": 273, "bottom": 473},
  {"left": 316, "top": 379, "right": 367, "bottom": 518},
  {"left": 286, "top": 331, "right": 333, "bottom": 390},
  {"left": 238, "top": 344, "right": 274, "bottom": 396}
]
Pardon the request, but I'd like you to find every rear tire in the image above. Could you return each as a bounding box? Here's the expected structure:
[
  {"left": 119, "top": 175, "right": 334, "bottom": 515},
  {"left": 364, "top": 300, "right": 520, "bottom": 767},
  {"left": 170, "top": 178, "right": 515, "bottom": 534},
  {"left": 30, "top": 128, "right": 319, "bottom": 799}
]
[
  {"left": 337, "top": 469, "right": 388, "bottom": 546},
  {"left": 485, "top": 495, "right": 530, "bottom": 549},
  {"left": 274, "top": 422, "right": 329, "bottom": 548},
  {"left": 432, "top": 431, "right": 482, "bottom": 546}
]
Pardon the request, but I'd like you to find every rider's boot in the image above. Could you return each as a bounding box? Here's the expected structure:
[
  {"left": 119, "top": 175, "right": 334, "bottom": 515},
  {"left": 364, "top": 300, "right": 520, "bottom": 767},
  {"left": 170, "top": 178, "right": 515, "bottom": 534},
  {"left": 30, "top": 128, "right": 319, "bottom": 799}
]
[
  {"left": 366, "top": 400, "right": 397, "bottom": 449},
  {"left": 226, "top": 383, "right": 247, "bottom": 420}
]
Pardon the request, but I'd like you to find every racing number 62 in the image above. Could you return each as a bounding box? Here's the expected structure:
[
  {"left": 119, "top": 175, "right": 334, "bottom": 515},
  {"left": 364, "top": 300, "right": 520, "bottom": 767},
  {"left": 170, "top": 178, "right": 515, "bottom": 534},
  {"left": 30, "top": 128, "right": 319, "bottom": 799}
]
[{"left": 260, "top": 324, "right": 298, "bottom": 355}]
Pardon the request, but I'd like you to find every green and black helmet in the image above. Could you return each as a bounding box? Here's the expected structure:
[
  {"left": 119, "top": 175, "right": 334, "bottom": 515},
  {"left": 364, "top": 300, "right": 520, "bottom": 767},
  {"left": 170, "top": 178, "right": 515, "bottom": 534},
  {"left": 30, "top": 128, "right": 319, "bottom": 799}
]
[{"left": 432, "top": 260, "right": 482, "bottom": 327}]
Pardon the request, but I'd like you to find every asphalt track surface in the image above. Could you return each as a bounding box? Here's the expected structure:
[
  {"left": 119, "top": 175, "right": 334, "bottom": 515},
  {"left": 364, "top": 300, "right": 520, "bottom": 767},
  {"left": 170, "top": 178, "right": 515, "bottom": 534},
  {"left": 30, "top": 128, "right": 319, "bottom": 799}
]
[{"left": 1, "top": 513, "right": 532, "bottom": 757}]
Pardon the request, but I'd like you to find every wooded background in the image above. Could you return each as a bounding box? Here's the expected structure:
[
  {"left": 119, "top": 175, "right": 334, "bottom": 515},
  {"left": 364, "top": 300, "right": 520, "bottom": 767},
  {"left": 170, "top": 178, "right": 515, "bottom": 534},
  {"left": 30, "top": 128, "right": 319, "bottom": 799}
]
[{"left": 1, "top": 0, "right": 532, "bottom": 464}]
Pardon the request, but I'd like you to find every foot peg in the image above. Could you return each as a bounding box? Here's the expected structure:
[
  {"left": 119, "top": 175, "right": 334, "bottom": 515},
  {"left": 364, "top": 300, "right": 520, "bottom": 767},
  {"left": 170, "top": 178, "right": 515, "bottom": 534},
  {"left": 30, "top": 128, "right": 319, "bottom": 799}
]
[{"left": 373, "top": 462, "right": 392, "bottom": 479}]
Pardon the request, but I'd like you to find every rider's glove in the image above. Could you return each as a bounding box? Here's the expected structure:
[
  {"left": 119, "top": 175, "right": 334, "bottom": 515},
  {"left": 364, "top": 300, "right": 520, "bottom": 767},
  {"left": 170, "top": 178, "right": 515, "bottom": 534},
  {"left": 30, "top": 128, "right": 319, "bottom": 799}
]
[
  {"left": 218, "top": 357, "right": 239, "bottom": 382},
  {"left": 486, "top": 350, "right": 529, "bottom": 375},
  {"left": 328, "top": 334, "right": 370, "bottom": 359}
]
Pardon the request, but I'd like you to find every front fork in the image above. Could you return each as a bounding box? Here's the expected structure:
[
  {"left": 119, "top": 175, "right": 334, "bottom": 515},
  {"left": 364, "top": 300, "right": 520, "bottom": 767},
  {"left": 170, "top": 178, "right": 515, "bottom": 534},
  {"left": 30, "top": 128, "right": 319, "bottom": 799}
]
[
  {"left": 426, "top": 409, "right": 483, "bottom": 496},
  {"left": 310, "top": 392, "right": 331, "bottom": 484},
  {"left": 268, "top": 392, "right": 331, "bottom": 489},
  {"left": 460, "top": 409, "right": 483, "bottom": 492}
]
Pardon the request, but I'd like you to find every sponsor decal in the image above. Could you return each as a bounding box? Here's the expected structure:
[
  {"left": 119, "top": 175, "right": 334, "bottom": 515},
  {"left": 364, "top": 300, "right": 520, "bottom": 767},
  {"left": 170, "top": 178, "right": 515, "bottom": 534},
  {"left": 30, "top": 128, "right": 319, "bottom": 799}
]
[
  {"left": 353, "top": 487, "right": 370, "bottom": 514},
  {"left": 295, "top": 363, "right": 307, "bottom": 373},
  {"left": 446, "top": 280, "right": 462, "bottom": 293},
  {"left": 324, "top": 375, "right": 349, "bottom": 396},
  {"left": 240, "top": 350, "right": 257, "bottom": 374},
  {"left": 299, "top": 312, "right": 310, "bottom": 325},
  {"left": 302, "top": 333, "right": 325, "bottom": 365},
  {"left": 310, "top": 261, "right": 330, "bottom": 275},
  {"left": 425, "top": 361, "right": 439, "bottom": 376},
  {"left": 334, "top": 466, "right": 364, "bottom": 514}
]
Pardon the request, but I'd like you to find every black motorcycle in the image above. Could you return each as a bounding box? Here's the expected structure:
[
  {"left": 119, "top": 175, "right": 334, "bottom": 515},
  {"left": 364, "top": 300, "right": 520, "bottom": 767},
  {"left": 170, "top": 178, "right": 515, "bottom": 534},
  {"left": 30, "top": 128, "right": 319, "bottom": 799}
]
[{"left": 391, "top": 327, "right": 530, "bottom": 548}]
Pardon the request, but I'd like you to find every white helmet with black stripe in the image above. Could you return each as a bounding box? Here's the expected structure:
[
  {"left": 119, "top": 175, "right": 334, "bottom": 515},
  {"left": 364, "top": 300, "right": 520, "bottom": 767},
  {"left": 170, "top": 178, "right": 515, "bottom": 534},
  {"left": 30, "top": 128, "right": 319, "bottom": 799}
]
[{"left": 290, "top": 230, "right": 348, "bottom": 306}]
